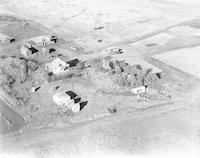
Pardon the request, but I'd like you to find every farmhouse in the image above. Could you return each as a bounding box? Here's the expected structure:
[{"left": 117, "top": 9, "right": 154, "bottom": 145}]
[
  {"left": 20, "top": 44, "right": 38, "bottom": 57},
  {"left": 0, "top": 33, "right": 15, "bottom": 44},
  {"left": 45, "top": 58, "right": 69, "bottom": 75},
  {"left": 30, "top": 35, "right": 57, "bottom": 46},
  {"left": 53, "top": 91, "right": 87, "bottom": 113}
]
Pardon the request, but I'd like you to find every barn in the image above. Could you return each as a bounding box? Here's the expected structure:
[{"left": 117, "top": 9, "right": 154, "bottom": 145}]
[
  {"left": 20, "top": 45, "right": 38, "bottom": 57},
  {"left": 53, "top": 91, "right": 87, "bottom": 113}
]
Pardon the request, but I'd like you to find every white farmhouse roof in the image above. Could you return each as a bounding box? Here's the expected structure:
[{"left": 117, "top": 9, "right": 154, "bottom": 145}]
[
  {"left": 53, "top": 92, "right": 72, "bottom": 106},
  {"left": 20, "top": 45, "right": 32, "bottom": 57},
  {"left": 71, "top": 104, "right": 80, "bottom": 113},
  {"left": 46, "top": 58, "right": 69, "bottom": 74}
]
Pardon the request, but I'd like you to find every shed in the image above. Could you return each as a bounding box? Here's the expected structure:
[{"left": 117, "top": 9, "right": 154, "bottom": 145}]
[
  {"left": 53, "top": 91, "right": 84, "bottom": 113},
  {"left": 66, "top": 59, "right": 79, "bottom": 67},
  {"left": 80, "top": 101, "right": 88, "bottom": 110},
  {"left": 20, "top": 45, "right": 38, "bottom": 57},
  {"left": 74, "top": 97, "right": 81, "bottom": 103}
]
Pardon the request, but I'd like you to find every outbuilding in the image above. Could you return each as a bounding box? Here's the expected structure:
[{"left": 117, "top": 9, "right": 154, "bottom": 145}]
[
  {"left": 66, "top": 59, "right": 79, "bottom": 67},
  {"left": 20, "top": 45, "right": 38, "bottom": 57},
  {"left": 131, "top": 86, "right": 146, "bottom": 94},
  {"left": 30, "top": 35, "right": 57, "bottom": 46},
  {"left": 53, "top": 91, "right": 87, "bottom": 113}
]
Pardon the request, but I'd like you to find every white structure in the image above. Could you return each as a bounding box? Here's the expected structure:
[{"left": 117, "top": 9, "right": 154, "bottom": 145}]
[
  {"left": 53, "top": 92, "right": 72, "bottom": 106},
  {"left": 0, "top": 33, "right": 15, "bottom": 44},
  {"left": 45, "top": 58, "right": 69, "bottom": 75},
  {"left": 21, "top": 45, "right": 32, "bottom": 57},
  {"left": 20, "top": 44, "right": 38, "bottom": 57},
  {"left": 29, "top": 35, "right": 57, "bottom": 46},
  {"left": 105, "top": 48, "right": 123, "bottom": 55},
  {"left": 53, "top": 91, "right": 81, "bottom": 113},
  {"left": 131, "top": 86, "right": 146, "bottom": 94}
]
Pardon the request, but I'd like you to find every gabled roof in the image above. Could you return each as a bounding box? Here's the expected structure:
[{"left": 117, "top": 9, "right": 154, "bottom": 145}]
[
  {"left": 66, "top": 59, "right": 79, "bottom": 67},
  {"left": 80, "top": 101, "right": 88, "bottom": 110},
  {"left": 29, "top": 47, "right": 38, "bottom": 54},
  {"left": 74, "top": 97, "right": 81, "bottom": 103},
  {"left": 65, "top": 91, "right": 77, "bottom": 99}
]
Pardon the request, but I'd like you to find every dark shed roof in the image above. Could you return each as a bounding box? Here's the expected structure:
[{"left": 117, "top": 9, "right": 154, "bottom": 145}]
[
  {"left": 74, "top": 97, "right": 81, "bottom": 103},
  {"left": 65, "top": 91, "right": 77, "bottom": 99},
  {"left": 29, "top": 47, "right": 38, "bottom": 54},
  {"left": 49, "top": 48, "right": 56, "bottom": 53},
  {"left": 80, "top": 101, "right": 88, "bottom": 110},
  {"left": 66, "top": 59, "right": 79, "bottom": 67}
]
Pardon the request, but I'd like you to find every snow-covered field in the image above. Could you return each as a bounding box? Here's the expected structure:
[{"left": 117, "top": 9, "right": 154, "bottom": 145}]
[
  {"left": 1, "top": 0, "right": 200, "bottom": 51},
  {"left": 154, "top": 46, "right": 200, "bottom": 79}
]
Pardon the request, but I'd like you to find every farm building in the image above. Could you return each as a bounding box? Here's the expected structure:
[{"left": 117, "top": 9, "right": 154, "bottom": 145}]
[
  {"left": 131, "top": 86, "right": 146, "bottom": 94},
  {"left": 53, "top": 91, "right": 87, "bottom": 113},
  {"left": 20, "top": 45, "right": 38, "bottom": 57},
  {"left": 66, "top": 59, "right": 79, "bottom": 67},
  {"left": 45, "top": 58, "right": 69, "bottom": 75},
  {"left": 29, "top": 35, "right": 57, "bottom": 46},
  {"left": 0, "top": 33, "right": 15, "bottom": 44},
  {"left": 42, "top": 47, "right": 56, "bottom": 54}
]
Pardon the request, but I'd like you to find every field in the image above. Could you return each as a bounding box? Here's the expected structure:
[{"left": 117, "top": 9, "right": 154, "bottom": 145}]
[{"left": 153, "top": 46, "right": 200, "bottom": 79}]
